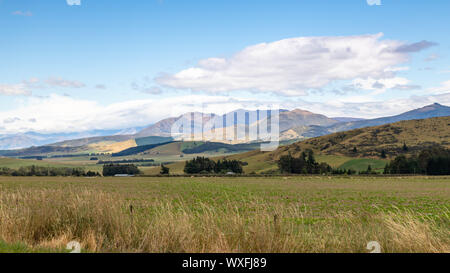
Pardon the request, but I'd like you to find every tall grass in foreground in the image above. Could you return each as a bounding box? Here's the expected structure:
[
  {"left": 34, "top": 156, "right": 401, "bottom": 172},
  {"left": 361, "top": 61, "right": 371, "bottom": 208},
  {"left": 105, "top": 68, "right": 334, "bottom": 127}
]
[{"left": 0, "top": 188, "right": 448, "bottom": 253}]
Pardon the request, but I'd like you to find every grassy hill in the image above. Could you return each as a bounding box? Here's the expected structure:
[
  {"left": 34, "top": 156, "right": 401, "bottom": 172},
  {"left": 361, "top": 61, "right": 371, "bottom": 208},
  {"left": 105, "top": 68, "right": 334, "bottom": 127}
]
[
  {"left": 86, "top": 139, "right": 137, "bottom": 153},
  {"left": 275, "top": 116, "right": 450, "bottom": 159},
  {"left": 2, "top": 116, "right": 448, "bottom": 175},
  {"left": 142, "top": 151, "right": 388, "bottom": 175},
  {"left": 135, "top": 136, "right": 174, "bottom": 146},
  {"left": 147, "top": 116, "right": 448, "bottom": 175}
]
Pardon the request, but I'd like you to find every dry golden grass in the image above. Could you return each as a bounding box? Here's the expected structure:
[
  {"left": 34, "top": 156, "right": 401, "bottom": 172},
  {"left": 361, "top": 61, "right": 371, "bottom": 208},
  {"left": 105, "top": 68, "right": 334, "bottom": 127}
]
[
  {"left": 0, "top": 184, "right": 448, "bottom": 253},
  {"left": 276, "top": 116, "right": 450, "bottom": 159},
  {"left": 87, "top": 139, "right": 137, "bottom": 153}
]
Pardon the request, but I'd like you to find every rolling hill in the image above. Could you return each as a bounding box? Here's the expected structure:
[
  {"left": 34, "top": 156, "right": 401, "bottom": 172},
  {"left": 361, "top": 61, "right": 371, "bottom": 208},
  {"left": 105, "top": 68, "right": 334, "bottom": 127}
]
[
  {"left": 195, "top": 116, "right": 449, "bottom": 174},
  {"left": 275, "top": 116, "right": 450, "bottom": 159},
  {"left": 1, "top": 103, "right": 448, "bottom": 159},
  {"left": 279, "top": 103, "right": 450, "bottom": 140}
]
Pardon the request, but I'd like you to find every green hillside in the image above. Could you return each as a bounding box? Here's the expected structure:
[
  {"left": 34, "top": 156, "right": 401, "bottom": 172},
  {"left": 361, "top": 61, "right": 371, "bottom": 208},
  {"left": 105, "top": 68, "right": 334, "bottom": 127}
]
[
  {"left": 0, "top": 157, "right": 102, "bottom": 172},
  {"left": 152, "top": 117, "right": 449, "bottom": 175},
  {"left": 273, "top": 116, "right": 450, "bottom": 159},
  {"left": 135, "top": 136, "right": 174, "bottom": 146},
  {"left": 338, "top": 158, "right": 388, "bottom": 173},
  {"left": 112, "top": 141, "right": 174, "bottom": 157}
]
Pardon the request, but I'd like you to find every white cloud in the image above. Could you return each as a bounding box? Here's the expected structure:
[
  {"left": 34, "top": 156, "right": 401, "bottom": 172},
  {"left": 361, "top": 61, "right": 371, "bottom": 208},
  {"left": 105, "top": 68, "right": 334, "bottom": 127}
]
[
  {"left": 142, "top": 87, "right": 163, "bottom": 95},
  {"left": 0, "top": 78, "right": 86, "bottom": 96},
  {"left": 384, "top": 66, "right": 409, "bottom": 72},
  {"left": 157, "top": 34, "right": 432, "bottom": 96},
  {"left": 132, "top": 77, "right": 163, "bottom": 95},
  {"left": 95, "top": 84, "right": 107, "bottom": 89},
  {"left": 351, "top": 77, "right": 413, "bottom": 94},
  {"left": 45, "top": 77, "right": 85, "bottom": 88},
  {"left": 0, "top": 94, "right": 263, "bottom": 134},
  {"left": 0, "top": 84, "right": 31, "bottom": 96},
  {"left": 1, "top": 92, "right": 449, "bottom": 134},
  {"left": 427, "top": 80, "right": 450, "bottom": 95},
  {"left": 425, "top": 53, "right": 440, "bottom": 62},
  {"left": 12, "top": 11, "right": 32, "bottom": 16},
  {"left": 367, "top": 0, "right": 381, "bottom": 6},
  {"left": 66, "top": 0, "right": 81, "bottom": 6},
  {"left": 284, "top": 93, "right": 450, "bottom": 119}
]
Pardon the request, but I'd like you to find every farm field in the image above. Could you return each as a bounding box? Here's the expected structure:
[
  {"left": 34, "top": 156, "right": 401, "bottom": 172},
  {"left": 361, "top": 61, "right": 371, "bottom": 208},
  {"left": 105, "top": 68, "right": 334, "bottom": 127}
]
[
  {"left": 0, "top": 176, "right": 448, "bottom": 253},
  {"left": 141, "top": 153, "right": 389, "bottom": 175},
  {"left": 0, "top": 157, "right": 102, "bottom": 172}
]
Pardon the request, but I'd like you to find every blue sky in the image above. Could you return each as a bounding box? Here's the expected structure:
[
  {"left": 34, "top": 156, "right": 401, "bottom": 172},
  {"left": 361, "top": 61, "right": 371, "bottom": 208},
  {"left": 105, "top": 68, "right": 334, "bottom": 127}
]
[{"left": 1, "top": 0, "right": 450, "bottom": 133}]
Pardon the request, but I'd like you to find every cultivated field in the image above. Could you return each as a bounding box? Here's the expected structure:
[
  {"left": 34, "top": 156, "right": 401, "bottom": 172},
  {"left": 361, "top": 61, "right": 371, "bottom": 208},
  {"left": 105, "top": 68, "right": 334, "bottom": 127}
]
[{"left": 0, "top": 176, "right": 448, "bottom": 253}]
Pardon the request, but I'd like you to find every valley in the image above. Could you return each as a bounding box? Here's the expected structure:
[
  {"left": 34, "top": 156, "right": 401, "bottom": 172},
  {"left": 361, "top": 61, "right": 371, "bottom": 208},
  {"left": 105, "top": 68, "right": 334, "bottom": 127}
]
[{"left": 0, "top": 105, "right": 449, "bottom": 177}]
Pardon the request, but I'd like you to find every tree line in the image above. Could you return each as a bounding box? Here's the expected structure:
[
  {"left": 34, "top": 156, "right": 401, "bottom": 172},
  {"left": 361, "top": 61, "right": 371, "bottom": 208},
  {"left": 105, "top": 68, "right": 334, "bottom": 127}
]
[
  {"left": 184, "top": 157, "right": 244, "bottom": 174},
  {"left": 277, "top": 150, "right": 332, "bottom": 174},
  {"left": 102, "top": 164, "right": 141, "bottom": 176},
  {"left": 97, "top": 159, "right": 155, "bottom": 164},
  {"left": 384, "top": 147, "right": 450, "bottom": 175},
  {"left": 0, "top": 166, "right": 100, "bottom": 177}
]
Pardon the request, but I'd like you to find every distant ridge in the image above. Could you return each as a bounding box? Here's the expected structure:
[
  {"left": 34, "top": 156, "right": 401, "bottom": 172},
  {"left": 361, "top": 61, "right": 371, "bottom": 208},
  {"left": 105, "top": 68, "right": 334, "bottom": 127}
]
[
  {"left": 135, "top": 108, "right": 338, "bottom": 139},
  {"left": 325, "top": 103, "right": 450, "bottom": 134},
  {"left": 332, "top": 117, "right": 366, "bottom": 122},
  {"left": 214, "top": 116, "right": 450, "bottom": 174},
  {"left": 281, "top": 103, "right": 450, "bottom": 140},
  {"left": 0, "top": 103, "right": 449, "bottom": 154}
]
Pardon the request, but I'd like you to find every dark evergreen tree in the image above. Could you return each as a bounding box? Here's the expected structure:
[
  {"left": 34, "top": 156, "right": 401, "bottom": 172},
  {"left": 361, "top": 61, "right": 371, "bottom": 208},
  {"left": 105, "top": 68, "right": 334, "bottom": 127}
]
[
  {"left": 160, "top": 164, "right": 170, "bottom": 175},
  {"left": 102, "top": 164, "right": 141, "bottom": 176},
  {"left": 402, "top": 142, "right": 408, "bottom": 152},
  {"left": 384, "top": 147, "right": 450, "bottom": 175},
  {"left": 277, "top": 150, "right": 331, "bottom": 174},
  {"left": 184, "top": 157, "right": 243, "bottom": 174}
]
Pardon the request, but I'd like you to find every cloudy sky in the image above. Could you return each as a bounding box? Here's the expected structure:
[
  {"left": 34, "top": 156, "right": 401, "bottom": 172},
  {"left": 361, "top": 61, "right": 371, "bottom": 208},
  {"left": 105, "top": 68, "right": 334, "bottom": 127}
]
[{"left": 1, "top": 0, "right": 450, "bottom": 134}]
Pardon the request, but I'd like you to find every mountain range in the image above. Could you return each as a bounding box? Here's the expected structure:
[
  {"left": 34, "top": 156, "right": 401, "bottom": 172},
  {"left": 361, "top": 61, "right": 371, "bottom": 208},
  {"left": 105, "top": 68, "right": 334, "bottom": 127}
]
[
  {"left": 0, "top": 127, "right": 144, "bottom": 150},
  {"left": 0, "top": 103, "right": 449, "bottom": 154}
]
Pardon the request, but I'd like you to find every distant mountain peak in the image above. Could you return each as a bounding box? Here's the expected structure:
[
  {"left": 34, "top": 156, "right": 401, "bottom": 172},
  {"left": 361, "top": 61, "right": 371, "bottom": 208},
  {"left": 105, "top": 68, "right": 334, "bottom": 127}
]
[
  {"left": 3, "top": 104, "right": 449, "bottom": 151},
  {"left": 412, "top": 103, "right": 449, "bottom": 113},
  {"left": 424, "top": 102, "right": 445, "bottom": 108},
  {"left": 289, "top": 109, "right": 315, "bottom": 115}
]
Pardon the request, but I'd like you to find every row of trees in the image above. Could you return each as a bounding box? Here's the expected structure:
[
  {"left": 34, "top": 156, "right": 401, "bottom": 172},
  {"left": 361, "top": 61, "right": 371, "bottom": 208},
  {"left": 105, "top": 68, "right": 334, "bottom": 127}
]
[
  {"left": 97, "top": 159, "right": 155, "bottom": 164},
  {"left": 102, "top": 164, "right": 141, "bottom": 176},
  {"left": 278, "top": 150, "right": 332, "bottom": 174},
  {"left": 0, "top": 163, "right": 141, "bottom": 177},
  {"left": 384, "top": 147, "right": 450, "bottom": 175},
  {"left": 331, "top": 168, "right": 358, "bottom": 175},
  {"left": 0, "top": 166, "right": 100, "bottom": 177},
  {"left": 184, "top": 157, "right": 244, "bottom": 174}
]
